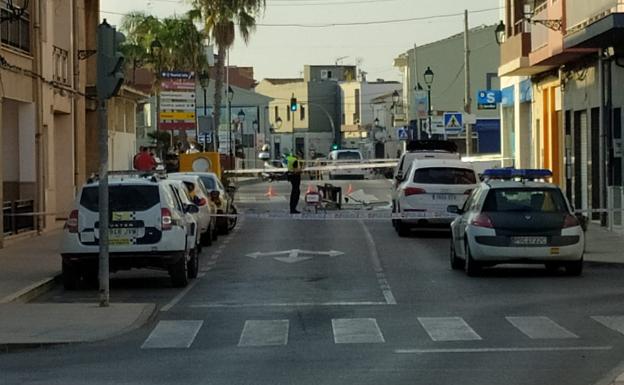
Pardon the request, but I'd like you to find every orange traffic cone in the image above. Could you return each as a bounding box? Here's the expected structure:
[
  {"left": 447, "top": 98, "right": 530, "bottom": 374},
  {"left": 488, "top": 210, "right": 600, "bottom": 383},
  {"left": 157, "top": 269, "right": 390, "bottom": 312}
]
[
  {"left": 265, "top": 184, "right": 278, "bottom": 197},
  {"left": 346, "top": 184, "right": 354, "bottom": 195}
]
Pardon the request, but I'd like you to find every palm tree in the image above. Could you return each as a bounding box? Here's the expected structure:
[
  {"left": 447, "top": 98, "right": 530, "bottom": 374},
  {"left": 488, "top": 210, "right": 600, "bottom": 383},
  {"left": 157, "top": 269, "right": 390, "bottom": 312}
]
[{"left": 190, "top": 0, "right": 266, "bottom": 152}]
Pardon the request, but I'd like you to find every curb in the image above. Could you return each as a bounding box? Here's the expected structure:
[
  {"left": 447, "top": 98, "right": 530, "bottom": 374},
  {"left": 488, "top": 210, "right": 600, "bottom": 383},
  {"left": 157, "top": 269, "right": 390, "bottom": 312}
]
[
  {"left": 0, "top": 274, "right": 61, "bottom": 304},
  {"left": 0, "top": 303, "right": 158, "bottom": 353}
]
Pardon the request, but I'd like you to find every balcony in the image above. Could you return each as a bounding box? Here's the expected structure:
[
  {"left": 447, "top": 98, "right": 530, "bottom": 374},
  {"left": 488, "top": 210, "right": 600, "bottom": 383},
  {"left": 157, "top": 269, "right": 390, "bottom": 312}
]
[
  {"left": 53, "top": 46, "right": 70, "bottom": 86},
  {"left": 564, "top": 0, "right": 624, "bottom": 50},
  {"left": 499, "top": 20, "right": 532, "bottom": 77}
]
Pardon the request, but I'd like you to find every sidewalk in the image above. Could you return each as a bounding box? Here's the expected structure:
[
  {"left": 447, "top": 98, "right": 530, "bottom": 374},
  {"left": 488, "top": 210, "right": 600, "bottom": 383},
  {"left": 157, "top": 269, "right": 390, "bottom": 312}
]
[
  {"left": 0, "top": 231, "right": 156, "bottom": 350},
  {"left": 584, "top": 224, "right": 624, "bottom": 264}
]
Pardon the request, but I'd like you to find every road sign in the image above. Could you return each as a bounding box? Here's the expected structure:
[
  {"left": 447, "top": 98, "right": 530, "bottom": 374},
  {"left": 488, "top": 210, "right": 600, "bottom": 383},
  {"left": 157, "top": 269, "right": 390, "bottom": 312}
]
[
  {"left": 444, "top": 112, "right": 463, "bottom": 131},
  {"left": 397, "top": 127, "right": 409, "bottom": 141},
  {"left": 246, "top": 249, "right": 344, "bottom": 264},
  {"left": 477, "top": 90, "right": 502, "bottom": 110},
  {"left": 159, "top": 111, "right": 196, "bottom": 120}
]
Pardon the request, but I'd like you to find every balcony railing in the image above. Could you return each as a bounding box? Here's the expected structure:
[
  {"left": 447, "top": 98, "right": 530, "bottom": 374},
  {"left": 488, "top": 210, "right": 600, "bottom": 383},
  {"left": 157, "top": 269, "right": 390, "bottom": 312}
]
[
  {"left": 53, "top": 46, "right": 70, "bottom": 86},
  {"left": 567, "top": 0, "right": 624, "bottom": 32}
]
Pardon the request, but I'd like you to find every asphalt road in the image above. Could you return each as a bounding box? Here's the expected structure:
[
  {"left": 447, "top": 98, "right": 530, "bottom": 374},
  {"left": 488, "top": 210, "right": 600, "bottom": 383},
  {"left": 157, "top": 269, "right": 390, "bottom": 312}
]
[{"left": 4, "top": 178, "right": 624, "bottom": 385}]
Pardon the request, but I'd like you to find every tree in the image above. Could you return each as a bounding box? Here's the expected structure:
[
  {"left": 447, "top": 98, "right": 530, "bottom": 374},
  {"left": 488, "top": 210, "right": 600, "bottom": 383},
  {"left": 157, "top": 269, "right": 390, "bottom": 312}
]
[{"left": 190, "top": 0, "right": 265, "bottom": 152}]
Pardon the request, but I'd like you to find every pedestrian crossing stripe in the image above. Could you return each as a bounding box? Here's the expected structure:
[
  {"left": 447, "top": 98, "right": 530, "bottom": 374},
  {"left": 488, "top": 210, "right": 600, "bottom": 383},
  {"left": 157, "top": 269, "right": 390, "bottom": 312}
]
[{"left": 141, "top": 315, "right": 624, "bottom": 349}]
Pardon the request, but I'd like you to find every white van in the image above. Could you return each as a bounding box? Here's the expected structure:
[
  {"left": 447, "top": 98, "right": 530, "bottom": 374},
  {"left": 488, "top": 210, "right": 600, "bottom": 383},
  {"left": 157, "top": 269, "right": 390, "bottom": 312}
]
[{"left": 327, "top": 149, "right": 366, "bottom": 179}]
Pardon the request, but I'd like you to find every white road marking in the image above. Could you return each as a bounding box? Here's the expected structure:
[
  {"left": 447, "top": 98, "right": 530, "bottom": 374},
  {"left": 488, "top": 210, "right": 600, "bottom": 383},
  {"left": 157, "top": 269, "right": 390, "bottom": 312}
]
[
  {"left": 395, "top": 346, "right": 612, "bottom": 354},
  {"left": 238, "top": 320, "right": 289, "bottom": 347},
  {"left": 332, "top": 318, "right": 385, "bottom": 344},
  {"left": 161, "top": 277, "right": 203, "bottom": 312},
  {"left": 190, "top": 301, "right": 389, "bottom": 308},
  {"left": 592, "top": 316, "right": 624, "bottom": 335},
  {"left": 141, "top": 320, "right": 203, "bottom": 349},
  {"left": 359, "top": 221, "right": 397, "bottom": 305},
  {"left": 418, "top": 317, "right": 482, "bottom": 341},
  {"left": 506, "top": 316, "right": 578, "bottom": 339}
]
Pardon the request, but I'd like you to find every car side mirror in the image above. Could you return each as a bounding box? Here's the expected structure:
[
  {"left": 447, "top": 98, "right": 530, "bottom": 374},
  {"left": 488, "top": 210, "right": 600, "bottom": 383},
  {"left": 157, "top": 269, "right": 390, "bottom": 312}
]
[
  {"left": 185, "top": 204, "right": 199, "bottom": 214},
  {"left": 447, "top": 205, "right": 462, "bottom": 215}
]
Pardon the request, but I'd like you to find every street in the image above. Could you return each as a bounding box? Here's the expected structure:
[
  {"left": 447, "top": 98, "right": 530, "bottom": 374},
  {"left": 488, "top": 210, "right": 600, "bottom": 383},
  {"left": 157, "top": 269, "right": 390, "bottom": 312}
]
[{"left": 3, "top": 179, "right": 624, "bottom": 385}]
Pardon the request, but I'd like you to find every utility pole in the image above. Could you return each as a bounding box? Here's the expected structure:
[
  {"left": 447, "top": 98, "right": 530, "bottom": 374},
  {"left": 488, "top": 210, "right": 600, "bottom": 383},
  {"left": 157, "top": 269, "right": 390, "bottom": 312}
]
[
  {"left": 96, "top": 20, "right": 125, "bottom": 307},
  {"left": 464, "top": 9, "right": 473, "bottom": 156}
]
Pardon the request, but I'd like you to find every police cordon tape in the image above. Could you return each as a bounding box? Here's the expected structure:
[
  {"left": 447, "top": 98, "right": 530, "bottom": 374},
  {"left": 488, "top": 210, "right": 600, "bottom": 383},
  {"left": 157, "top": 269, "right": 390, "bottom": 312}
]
[{"left": 2, "top": 208, "right": 621, "bottom": 220}]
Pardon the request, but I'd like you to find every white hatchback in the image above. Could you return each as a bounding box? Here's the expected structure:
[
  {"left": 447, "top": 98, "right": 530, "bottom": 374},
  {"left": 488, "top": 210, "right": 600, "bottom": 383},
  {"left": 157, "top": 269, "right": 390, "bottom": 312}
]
[{"left": 394, "top": 158, "right": 478, "bottom": 236}]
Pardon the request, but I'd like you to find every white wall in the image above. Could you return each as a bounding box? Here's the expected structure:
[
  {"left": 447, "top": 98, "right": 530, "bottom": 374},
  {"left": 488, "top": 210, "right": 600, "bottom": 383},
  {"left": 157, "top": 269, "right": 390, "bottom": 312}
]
[{"left": 2, "top": 99, "right": 19, "bottom": 182}]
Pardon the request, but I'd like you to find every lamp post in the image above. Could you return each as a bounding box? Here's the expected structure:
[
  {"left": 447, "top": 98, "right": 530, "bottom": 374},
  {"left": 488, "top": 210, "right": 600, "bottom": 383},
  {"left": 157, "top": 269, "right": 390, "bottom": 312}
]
[
  {"left": 424, "top": 66, "right": 434, "bottom": 139},
  {"left": 199, "top": 70, "right": 210, "bottom": 151},
  {"left": 495, "top": 21, "right": 506, "bottom": 45},
  {"left": 237, "top": 109, "right": 245, "bottom": 160},
  {"left": 227, "top": 86, "right": 234, "bottom": 164},
  {"left": 150, "top": 39, "right": 163, "bottom": 157},
  {"left": 252, "top": 120, "right": 259, "bottom": 166}
]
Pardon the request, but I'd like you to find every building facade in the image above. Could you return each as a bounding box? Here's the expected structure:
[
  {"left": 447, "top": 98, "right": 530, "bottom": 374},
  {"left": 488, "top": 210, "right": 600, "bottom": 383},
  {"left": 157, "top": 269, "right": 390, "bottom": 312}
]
[
  {"left": 395, "top": 24, "right": 502, "bottom": 155},
  {"left": 499, "top": 0, "right": 624, "bottom": 230}
]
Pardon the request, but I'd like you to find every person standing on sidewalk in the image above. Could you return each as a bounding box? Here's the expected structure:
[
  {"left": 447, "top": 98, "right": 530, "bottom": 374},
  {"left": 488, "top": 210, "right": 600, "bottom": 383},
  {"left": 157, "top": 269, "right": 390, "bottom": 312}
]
[{"left": 286, "top": 150, "right": 302, "bottom": 214}]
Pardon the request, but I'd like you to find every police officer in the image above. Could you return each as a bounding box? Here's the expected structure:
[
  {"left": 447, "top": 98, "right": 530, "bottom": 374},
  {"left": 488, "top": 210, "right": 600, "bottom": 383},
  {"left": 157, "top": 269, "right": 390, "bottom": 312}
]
[{"left": 286, "top": 150, "right": 302, "bottom": 214}]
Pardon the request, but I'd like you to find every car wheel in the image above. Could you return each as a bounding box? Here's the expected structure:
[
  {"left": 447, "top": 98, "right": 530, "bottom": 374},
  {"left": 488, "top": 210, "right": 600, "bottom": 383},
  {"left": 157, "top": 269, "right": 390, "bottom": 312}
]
[
  {"left": 464, "top": 241, "right": 481, "bottom": 277},
  {"left": 565, "top": 258, "right": 583, "bottom": 276},
  {"left": 201, "top": 229, "right": 212, "bottom": 247},
  {"left": 450, "top": 239, "right": 464, "bottom": 270},
  {"left": 62, "top": 260, "right": 80, "bottom": 290},
  {"left": 397, "top": 220, "right": 411, "bottom": 237},
  {"left": 170, "top": 253, "right": 189, "bottom": 288},
  {"left": 187, "top": 247, "right": 199, "bottom": 279}
]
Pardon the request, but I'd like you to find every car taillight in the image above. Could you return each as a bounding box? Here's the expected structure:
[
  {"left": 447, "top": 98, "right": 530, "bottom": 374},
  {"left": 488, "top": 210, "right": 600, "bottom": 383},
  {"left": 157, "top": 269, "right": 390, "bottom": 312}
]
[
  {"left": 471, "top": 213, "right": 493, "bottom": 228},
  {"left": 404, "top": 187, "right": 426, "bottom": 196},
  {"left": 161, "top": 208, "right": 173, "bottom": 231},
  {"left": 563, "top": 214, "right": 579, "bottom": 228},
  {"left": 67, "top": 210, "right": 79, "bottom": 233}
]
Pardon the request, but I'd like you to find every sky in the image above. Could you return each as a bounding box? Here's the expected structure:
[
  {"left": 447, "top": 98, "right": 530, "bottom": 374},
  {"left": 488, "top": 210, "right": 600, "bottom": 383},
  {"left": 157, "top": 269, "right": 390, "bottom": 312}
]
[{"left": 100, "top": 0, "right": 502, "bottom": 82}]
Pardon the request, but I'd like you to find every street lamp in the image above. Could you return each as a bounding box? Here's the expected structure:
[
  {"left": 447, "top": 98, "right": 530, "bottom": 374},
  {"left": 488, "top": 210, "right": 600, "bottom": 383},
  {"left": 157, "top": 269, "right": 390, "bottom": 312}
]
[
  {"left": 237, "top": 109, "right": 246, "bottom": 122},
  {"left": 374, "top": 117, "right": 380, "bottom": 127},
  {"left": 392, "top": 90, "right": 400, "bottom": 105},
  {"left": 275, "top": 117, "right": 283, "bottom": 130},
  {"left": 252, "top": 120, "right": 259, "bottom": 132},
  {"left": 199, "top": 70, "right": 210, "bottom": 151},
  {"left": 226, "top": 86, "right": 234, "bottom": 161},
  {"left": 424, "top": 66, "right": 434, "bottom": 139},
  {"left": 495, "top": 21, "right": 506, "bottom": 45}
]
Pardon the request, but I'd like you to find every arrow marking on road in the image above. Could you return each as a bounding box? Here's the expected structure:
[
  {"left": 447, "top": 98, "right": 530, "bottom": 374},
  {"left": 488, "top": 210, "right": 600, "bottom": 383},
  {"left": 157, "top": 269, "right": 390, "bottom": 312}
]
[{"left": 246, "top": 249, "right": 344, "bottom": 263}]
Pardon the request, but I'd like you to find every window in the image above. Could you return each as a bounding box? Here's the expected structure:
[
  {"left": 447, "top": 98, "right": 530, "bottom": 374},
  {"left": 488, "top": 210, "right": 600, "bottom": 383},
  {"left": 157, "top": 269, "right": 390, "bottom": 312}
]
[
  {"left": 412, "top": 168, "right": 476, "bottom": 185},
  {"left": 336, "top": 151, "right": 362, "bottom": 161},
  {"left": 199, "top": 176, "right": 217, "bottom": 191},
  {"left": 1, "top": 5, "right": 31, "bottom": 53},
  {"left": 354, "top": 89, "right": 360, "bottom": 122},
  {"left": 300, "top": 105, "right": 305, "bottom": 121},
  {"left": 80, "top": 185, "right": 160, "bottom": 212},
  {"left": 482, "top": 188, "right": 568, "bottom": 213},
  {"left": 286, "top": 106, "right": 290, "bottom": 121},
  {"left": 274, "top": 106, "right": 279, "bottom": 121}
]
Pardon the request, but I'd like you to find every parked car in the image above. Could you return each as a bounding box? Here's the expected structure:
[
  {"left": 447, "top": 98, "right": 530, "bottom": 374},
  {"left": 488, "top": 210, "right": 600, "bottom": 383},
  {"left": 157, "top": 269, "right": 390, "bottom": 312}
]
[
  {"left": 393, "top": 157, "right": 478, "bottom": 236},
  {"left": 60, "top": 172, "right": 199, "bottom": 289},
  {"left": 448, "top": 169, "right": 585, "bottom": 276},
  {"left": 327, "top": 149, "right": 366, "bottom": 179},
  {"left": 167, "top": 174, "right": 218, "bottom": 245},
  {"left": 171, "top": 172, "right": 237, "bottom": 235}
]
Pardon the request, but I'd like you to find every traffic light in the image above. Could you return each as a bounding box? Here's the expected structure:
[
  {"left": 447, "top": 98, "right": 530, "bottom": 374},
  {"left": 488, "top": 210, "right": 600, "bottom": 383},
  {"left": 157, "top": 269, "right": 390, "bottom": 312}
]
[
  {"left": 290, "top": 95, "right": 297, "bottom": 112},
  {"left": 331, "top": 143, "right": 340, "bottom": 151},
  {"left": 97, "top": 19, "right": 125, "bottom": 100}
]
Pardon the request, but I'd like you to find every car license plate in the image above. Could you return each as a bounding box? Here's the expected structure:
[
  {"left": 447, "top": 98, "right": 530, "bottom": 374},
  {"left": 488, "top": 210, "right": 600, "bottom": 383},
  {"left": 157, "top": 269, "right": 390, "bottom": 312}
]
[
  {"left": 511, "top": 236, "right": 548, "bottom": 246},
  {"left": 109, "top": 228, "right": 138, "bottom": 239},
  {"left": 433, "top": 194, "right": 456, "bottom": 201}
]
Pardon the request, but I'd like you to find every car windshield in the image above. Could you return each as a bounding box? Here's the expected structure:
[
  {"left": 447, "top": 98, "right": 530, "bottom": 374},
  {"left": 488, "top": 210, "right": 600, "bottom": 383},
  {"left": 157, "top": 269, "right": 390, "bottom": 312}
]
[
  {"left": 413, "top": 167, "right": 476, "bottom": 184},
  {"left": 482, "top": 188, "right": 568, "bottom": 213},
  {"left": 80, "top": 185, "right": 160, "bottom": 212},
  {"left": 336, "top": 151, "right": 362, "bottom": 160}
]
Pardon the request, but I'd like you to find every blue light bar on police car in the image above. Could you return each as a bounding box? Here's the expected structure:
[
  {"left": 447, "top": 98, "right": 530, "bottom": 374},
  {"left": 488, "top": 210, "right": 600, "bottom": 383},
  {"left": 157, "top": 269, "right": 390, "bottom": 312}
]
[{"left": 483, "top": 168, "right": 553, "bottom": 179}]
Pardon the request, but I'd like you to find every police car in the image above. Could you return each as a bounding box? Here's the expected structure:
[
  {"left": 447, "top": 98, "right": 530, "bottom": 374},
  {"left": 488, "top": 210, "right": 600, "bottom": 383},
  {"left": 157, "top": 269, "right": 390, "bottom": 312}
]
[
  {"left": 448, "top": 169, "right": 585, "bottom": 276},
  {"left": 60, "top": 172, "right": 200, "bottom": 289}
]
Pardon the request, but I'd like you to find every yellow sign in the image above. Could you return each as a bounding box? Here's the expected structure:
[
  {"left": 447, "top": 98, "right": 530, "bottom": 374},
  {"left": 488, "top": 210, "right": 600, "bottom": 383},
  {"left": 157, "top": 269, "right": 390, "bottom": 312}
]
[
  {"left": 179, "top": 152, "right": 222, "bottom": 178},
  {"left": 159, "top": 111, "right": 196, "bottom": 120}
]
